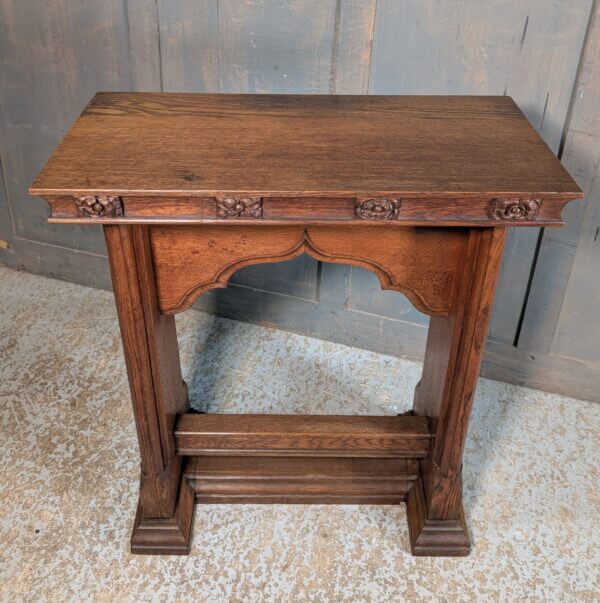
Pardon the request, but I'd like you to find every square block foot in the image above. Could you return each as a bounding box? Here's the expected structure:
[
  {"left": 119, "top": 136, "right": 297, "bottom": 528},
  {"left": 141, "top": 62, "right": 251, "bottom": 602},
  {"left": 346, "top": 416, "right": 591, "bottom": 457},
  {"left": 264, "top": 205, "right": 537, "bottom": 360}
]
[
  {"left": 130, "top": 480, "right": 195, "bottom": 555},
  {"left": 406, "top": 474, "right": 471, "bottom": 556}
]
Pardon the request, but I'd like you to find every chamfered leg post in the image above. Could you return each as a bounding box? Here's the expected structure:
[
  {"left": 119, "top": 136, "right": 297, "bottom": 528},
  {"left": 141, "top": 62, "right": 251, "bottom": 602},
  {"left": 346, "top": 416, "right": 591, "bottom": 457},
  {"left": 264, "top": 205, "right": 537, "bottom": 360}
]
[
  {"left": 104, "top": 224, "right": 193, "bottom": 554},
  {"left": 408, "top": 227, "right": 507, "bottom": 556}
]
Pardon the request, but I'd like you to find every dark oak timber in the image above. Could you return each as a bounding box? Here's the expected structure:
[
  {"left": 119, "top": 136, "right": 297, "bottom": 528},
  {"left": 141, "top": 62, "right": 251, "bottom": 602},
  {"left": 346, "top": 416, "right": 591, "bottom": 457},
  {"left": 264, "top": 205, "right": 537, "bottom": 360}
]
[
  {"left": 148, "top": 225, "right": 467, "bottom": 315},
  {"left": 185, "top": 457, "right": 419, "bottom": 504},
  {"left": 29, "top": 93, "right": 582, "bottom": 557},
  {"left": 174, "top": 414, "right": 431, "bottom": 457},
  {"left": 31, "top": 93, "right": 581, "bottom": 226},
  {"left": 103, "top": 224, "right": 192, "bottom": 554}
]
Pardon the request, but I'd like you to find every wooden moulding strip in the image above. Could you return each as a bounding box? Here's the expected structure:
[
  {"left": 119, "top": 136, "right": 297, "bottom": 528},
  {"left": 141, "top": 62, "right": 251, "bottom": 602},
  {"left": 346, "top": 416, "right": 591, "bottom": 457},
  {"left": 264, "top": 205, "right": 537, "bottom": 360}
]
[
  {"left": 174, "top": 413, "right": 432, "bottom": 458},
  {"left": 184, "top": 456, "right": 420, "bottom": 504}
]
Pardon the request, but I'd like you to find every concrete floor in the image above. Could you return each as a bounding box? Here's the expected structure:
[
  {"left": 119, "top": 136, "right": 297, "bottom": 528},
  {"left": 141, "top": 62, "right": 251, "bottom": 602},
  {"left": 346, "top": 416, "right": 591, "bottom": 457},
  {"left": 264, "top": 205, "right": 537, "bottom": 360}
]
[{"left": 0, "top": 264, "right": 598, "bottom": 601}]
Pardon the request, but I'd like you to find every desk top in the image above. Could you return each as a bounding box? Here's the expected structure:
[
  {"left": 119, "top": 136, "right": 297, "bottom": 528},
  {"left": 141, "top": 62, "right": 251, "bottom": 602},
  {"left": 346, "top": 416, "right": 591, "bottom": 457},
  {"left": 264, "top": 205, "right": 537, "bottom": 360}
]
[{"left": 30, "top": 93, "right": 582, "bottom": 226}]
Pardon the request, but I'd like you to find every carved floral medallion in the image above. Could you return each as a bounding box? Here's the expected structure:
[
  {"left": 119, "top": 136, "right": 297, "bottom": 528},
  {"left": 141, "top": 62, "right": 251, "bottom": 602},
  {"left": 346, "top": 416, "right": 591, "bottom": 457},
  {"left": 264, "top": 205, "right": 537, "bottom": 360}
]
[
  {"left": 76, "top": 195, "right": 123, "bottom": 218},
  {"left": 355, "top": 198, "right": 401, "bottom": 220},
  {"left": 491, "top": 197, "right": 541, "bottom": 221},
  {"left": 216, "top": 197, "right": 263, "bottom": 219}
]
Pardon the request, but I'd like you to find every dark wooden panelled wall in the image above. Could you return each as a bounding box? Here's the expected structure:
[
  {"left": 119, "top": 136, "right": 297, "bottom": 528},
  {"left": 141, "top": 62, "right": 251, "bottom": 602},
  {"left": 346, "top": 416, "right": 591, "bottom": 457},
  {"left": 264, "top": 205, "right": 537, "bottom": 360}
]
[{"left": 1, "top": 1, "right": 599, "bottom": 401}]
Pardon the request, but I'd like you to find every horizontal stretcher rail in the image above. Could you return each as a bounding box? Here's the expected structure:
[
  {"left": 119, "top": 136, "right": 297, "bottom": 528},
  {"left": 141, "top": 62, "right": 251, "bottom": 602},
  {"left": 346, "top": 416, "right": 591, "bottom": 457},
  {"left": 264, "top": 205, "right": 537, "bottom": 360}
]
[{"left": 174, "top": 413, "right": 432, "bottom": 458}]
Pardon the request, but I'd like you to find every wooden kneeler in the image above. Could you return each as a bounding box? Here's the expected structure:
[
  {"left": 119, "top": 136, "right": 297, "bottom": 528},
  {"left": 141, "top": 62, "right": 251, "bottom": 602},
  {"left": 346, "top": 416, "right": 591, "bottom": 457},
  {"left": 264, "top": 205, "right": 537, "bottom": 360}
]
[{"left": 29, "top": 92, "right": 582, "bottom": 556}]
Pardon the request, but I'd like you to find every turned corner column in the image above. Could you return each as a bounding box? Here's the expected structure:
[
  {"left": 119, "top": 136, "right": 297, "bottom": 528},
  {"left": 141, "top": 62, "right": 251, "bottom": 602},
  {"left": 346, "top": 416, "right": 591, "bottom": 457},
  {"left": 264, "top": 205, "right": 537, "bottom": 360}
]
[
  {"left": 408, "top": 227, "right": 507, "bottom": 556},
  {"left": 104, "top": 224, "right": 193, "bottom": 554}
]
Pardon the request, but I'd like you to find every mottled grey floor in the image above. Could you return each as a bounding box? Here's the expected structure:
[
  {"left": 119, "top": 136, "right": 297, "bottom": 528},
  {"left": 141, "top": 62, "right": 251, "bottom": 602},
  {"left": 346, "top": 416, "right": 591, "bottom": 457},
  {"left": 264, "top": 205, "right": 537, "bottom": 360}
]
[{"left": 0, "top": 265, "right": 598, "bottom": 601}]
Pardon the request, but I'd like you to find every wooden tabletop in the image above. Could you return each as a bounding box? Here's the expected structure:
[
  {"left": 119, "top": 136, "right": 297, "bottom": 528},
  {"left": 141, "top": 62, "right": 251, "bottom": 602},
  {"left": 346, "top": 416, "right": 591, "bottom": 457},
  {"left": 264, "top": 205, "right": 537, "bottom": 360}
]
[{"left": 30, "top": 93, "right": 580, "bottom": 199}]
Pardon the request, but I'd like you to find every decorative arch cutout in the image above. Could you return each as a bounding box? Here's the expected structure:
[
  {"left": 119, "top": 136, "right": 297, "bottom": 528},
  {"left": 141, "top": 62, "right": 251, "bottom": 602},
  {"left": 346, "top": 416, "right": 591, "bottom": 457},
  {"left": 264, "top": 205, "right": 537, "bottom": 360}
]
[{"left": 149, "top": 225, "right": 469, "bottom": 316}]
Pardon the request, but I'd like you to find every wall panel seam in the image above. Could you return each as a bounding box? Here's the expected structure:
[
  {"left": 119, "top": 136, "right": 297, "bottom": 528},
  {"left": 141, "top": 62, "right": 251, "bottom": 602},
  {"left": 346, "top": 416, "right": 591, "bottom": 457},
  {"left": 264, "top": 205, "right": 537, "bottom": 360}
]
[
  {"left": 513, "top": 226, "right": 544, "bottom": 347},
  {"left": 10, "top": 236, "right": 108, "bottom": 259},
  {"left": 0, "top": 152, "right": 16, "bottom": 239},
  {"left": 366, "top": 0, "right": 378, "bottom": 94},
  {"left": 516, "top": 0, "right": 598, "bottom": 354},
  {"left": 156, "top": 0, "right": 164, "bottom": 92},
  {"left": 216, "top": 0, "right": 222, "bottom": 92},
  {"left": 228, "top": 282, "right": 319, "bottom": 304},
  {"left": 329, "top": 0, "right": 342, "bottom": 94},
  {"left": 558, "top": 0, "right": 598, "bottom": 160}
]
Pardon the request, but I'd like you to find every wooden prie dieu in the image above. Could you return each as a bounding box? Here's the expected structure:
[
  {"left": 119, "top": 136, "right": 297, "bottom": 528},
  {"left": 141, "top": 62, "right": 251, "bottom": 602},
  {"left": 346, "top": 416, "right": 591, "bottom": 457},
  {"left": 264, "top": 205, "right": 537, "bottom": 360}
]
[{"left": 30, "top": 93, "right": 582, "bottom": 556}]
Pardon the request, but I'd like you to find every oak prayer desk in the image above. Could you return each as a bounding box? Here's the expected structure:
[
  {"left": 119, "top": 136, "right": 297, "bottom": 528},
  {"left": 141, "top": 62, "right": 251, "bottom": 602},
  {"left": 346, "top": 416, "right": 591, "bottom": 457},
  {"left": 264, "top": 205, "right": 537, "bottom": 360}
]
[{"left": 30, "top": 93, "right": 582, "bottom": 556}]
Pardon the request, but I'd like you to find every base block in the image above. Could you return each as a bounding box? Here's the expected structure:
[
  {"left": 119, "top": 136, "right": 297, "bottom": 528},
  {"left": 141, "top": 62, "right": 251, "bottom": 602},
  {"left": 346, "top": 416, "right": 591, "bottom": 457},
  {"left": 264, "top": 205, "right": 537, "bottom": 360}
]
[
  {"left": 130, "top": 456, "right": 472, "bottom": 556},
  {"left": 185, "top": 456, "right": 418, "bottom": 504},
  {"left": 406, "top": 473, "right": 470, "bottom": 556},
  {"left": 130, "top": 479, "right": 195, "bottom": 555}
]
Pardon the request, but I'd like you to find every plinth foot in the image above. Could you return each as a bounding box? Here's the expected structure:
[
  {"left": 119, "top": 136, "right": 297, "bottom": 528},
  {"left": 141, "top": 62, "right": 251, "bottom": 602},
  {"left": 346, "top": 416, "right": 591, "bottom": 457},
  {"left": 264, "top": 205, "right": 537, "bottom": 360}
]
[
  {"left": 131, "top": 479, "right": 195, "bottom": 555},
  {"left": 406, "top": 474, "right": 470, "bottom": 556}
]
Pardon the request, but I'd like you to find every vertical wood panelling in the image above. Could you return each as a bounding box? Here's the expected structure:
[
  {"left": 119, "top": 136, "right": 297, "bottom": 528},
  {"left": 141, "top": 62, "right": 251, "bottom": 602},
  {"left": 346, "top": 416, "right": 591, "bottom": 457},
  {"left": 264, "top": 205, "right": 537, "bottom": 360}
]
[
  {"left": 1, "top": 0, "right": 598, "bottom": 399},
  {"left": 331, "top": 0, "right": 377, "bottom": 94},
  {"left": 157, "top": 0, "right": 220, "bottom": 92},
  {"left": 218, "top": 0, "right": 337, "bottom": 93},
  {"left": 518, "top": 1, "right": 600, "bottom": 354},
  {"left": 0, "top": 0, "right": 133, "bottom": 254},
  {"left": 369, "top": 0, "right": 592, "bottom": 345},
  {"left": 0, "top": 4, "right": 14, "bottom": 249},
  {"left": 0, "top": 156, "right": 13, "bottom": 242},
  {"left": 126, "top": 0, "right": 163, "bottom": 91},
  {"left": 231, "top": 257, "right": 320, "bottom": 301},
  {"left": 554, "top": 197, "right": 600, "bottom": 362},
  {"left": 543, "top": 4, "right": 600, "bottom": 362},
  {"left": 347, "top": 269, "right": 429, "bottom": 328}
]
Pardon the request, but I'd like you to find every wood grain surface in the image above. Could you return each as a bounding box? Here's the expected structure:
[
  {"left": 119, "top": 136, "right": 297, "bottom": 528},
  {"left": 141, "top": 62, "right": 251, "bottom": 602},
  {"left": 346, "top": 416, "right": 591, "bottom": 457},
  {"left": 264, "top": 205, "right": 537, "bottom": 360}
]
[
  {"left": 148, "top": 224, "right": 468, "bottom": 315},
  {"left": 174, "top": 413, "right": 431, "bottom": 458},
  {"left": 30, "top": 93, "right": 581, "bottom": 199},
  {"left": 184, "top": 456, "right": 418, "bottom": 504}
]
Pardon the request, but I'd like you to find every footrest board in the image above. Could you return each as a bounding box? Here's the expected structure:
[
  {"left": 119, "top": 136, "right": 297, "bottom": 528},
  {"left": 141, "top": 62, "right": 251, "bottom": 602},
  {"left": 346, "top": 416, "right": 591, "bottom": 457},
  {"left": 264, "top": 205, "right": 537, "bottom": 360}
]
[{"left": 174, "top": 413, "right": 431, "bottom": 458}]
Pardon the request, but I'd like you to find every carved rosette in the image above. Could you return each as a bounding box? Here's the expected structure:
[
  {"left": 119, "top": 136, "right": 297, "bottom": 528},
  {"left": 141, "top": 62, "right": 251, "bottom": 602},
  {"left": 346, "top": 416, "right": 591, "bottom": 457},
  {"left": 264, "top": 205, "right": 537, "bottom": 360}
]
[
  {"left": 355, "top": 198, "right": 401, "bottom": 220},
  {"left": 216, "top": 197, "right": 263, "bottom": 219},
  {"left": 491, "top": 197, "right": 541, "bottom": 221},
  {"left": 76, "top": 195, "right": 123, "bottom": 218}
]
